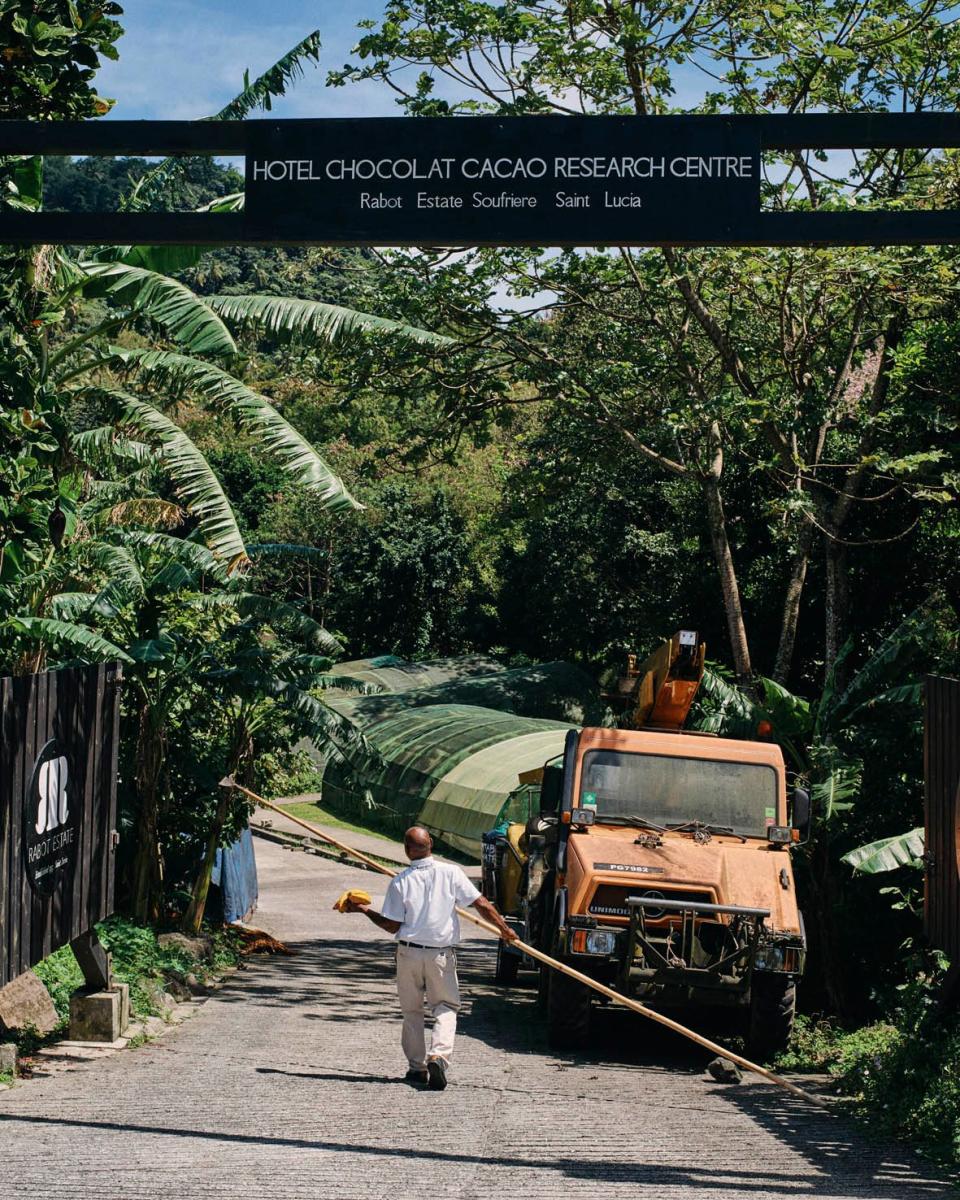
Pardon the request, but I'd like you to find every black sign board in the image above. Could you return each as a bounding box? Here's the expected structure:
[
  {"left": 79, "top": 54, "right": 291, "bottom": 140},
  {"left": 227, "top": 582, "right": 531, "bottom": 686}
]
[
  {"left": 23, "top": 739, "right": 80, "bottom": 896},
  {"left": 244, "top": 116, "right": 759, "bottom": 246},
  {"left": 0, "top": 663, "right": 121, "bottom": 988},
  {"left": 2, "top": 113, "right": 960, "bottom": 245}
]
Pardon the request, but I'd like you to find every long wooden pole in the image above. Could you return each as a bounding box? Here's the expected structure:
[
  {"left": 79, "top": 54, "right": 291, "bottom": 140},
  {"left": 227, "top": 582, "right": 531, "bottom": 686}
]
[{"left": 226, "top": 779, "right": 827, "bottom": 1107}]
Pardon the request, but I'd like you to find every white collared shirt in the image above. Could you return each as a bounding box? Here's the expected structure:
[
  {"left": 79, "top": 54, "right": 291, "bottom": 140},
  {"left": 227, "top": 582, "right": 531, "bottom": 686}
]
[{"left": 380, "top": 856, "right": 481, "bottom": 947}]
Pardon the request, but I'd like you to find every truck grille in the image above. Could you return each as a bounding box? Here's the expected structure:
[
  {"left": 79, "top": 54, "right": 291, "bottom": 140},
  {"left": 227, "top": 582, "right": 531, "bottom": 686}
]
[{"left": 588, "top": 885, "right": 714, "bottom": 920}]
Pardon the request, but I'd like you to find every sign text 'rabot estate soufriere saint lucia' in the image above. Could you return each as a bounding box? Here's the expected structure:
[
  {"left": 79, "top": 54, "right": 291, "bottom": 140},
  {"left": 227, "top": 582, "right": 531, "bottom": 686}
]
[{"left": 245, "top": 116, "right": 760, "bottom": 245}]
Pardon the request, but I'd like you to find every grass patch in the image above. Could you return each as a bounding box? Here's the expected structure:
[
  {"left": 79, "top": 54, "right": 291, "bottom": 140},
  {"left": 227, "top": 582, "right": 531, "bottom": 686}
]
[
  {"left": 0, "top": 1070, "right": 13, "bottom": 1085},
  {"left": 776, "top": 966, "right": 960, "bottom": 1173},
  {"left": 277, "top": 799, "right": 477, "bottom": 866},
  {"left": 19, "top": 917, "right": 242, "bottom": 1054},
  {"left": 278, "top": 800, "right": 398, "bottom": 846}
]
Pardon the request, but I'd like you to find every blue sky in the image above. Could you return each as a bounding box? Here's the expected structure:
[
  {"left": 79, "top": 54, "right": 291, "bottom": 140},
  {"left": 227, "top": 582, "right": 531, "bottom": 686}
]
[{"left": 97, "top": 2, "right": 395, "bottom": 121}]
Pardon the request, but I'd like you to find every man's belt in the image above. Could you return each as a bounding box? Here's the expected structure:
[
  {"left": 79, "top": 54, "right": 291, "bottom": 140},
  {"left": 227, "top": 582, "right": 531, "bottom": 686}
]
[{"left": 397, "top": 939, "right": 453, "bottom": 950}]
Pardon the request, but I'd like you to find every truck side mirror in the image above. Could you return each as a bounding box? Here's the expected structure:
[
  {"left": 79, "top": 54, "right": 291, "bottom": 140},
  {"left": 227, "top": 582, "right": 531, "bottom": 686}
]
[
  {"left": 540, "top": 764, "right": 563, "bottom": 815},
  {"left": 791, "top": 787, "right": 812, "bottom": 842}
]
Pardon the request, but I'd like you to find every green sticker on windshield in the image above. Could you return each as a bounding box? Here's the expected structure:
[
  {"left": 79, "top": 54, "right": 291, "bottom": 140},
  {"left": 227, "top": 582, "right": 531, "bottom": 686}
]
[
  {"left": 582, "top": 791, "right": 598, "bottom": 808},
  {"left": 765, "top": 807, "right": 776, "bottom": 819}
]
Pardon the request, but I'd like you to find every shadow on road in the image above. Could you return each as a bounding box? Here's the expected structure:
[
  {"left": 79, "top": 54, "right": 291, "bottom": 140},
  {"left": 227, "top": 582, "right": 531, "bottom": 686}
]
[
  {"left": 205, "top": 934, "right": 958, "bottom": 1197},
  {"left": 0, "top": 1108, "right": 952, "bottom": 1197}
]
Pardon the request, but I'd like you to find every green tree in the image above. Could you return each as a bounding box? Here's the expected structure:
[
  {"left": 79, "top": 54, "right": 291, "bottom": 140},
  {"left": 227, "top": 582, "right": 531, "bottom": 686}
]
[
  {"left": 0, "top": 0, "right": 122, "bottom": 120},
  {"left": 330, "top": 0, "right": 960, "bottom": 686}
]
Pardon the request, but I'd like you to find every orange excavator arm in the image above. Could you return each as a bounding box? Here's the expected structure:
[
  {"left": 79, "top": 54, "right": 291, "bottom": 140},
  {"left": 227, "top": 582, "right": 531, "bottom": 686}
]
[{"left": 608, "top": 630, "right": 705, "bottom": 730}]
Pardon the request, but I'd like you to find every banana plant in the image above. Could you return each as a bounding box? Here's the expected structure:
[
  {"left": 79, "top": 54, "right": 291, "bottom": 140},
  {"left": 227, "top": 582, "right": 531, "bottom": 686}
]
[
  {"left": 10, "top": 32, "right": 453, "bottom": 586},
  {"left": 693, "top": 603, "right": 938, "bottom": 1016},
  {"left": 696, "top": 603, "right": 935, "bottom": 814},
  {"left": 841, "top": 828, "right": 925, "bottom": 874},
  {"left": 4, "top": 524, "right": 375, "bottom": 921},
  {"left": 32, "top": 250, "right": 452, "bottom": 572}
]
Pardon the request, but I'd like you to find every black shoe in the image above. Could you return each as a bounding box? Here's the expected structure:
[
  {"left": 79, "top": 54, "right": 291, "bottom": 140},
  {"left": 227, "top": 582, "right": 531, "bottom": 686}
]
[
  {"left": 404, "top": 1068, "right": 428, "bottom": 1086},
  {"left": 426, "top": 1058, "right": 447, "bottom": 1091}
]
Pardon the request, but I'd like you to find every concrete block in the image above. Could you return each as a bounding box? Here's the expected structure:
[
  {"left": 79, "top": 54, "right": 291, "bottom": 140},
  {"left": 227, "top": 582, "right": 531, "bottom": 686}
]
[
  {"left": 115, "top": 982, "right": 130, "bottom": 1034},
  {"left": 0, "top": 970, "right": 59, "bottom": 1036},
  {"left": 0, "top": 1043, "right": 17, "bottom": 1074},
  {"left": 69, "top": 989, "right": 121, "bottom": 1043}
]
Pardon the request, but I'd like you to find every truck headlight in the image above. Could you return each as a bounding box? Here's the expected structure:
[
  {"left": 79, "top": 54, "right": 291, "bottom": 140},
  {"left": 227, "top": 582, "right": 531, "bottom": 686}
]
[
  {"left": 585, "top": 930, "right": 617, "bottom": 956},
  {"left": 755, "top": 946, "right": 784, "bottom": 971}
]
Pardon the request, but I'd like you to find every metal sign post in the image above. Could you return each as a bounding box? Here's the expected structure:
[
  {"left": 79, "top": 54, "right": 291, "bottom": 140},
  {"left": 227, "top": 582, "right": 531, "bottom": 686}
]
[{"left": 1, "top": 113, "right": 960, "bottom": 246}]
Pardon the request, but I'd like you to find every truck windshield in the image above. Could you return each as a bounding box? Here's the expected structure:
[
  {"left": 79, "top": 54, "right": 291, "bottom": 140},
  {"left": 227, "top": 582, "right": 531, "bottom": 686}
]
[{"left": 579, "top": 749, "right": 778, "bottom": 838}]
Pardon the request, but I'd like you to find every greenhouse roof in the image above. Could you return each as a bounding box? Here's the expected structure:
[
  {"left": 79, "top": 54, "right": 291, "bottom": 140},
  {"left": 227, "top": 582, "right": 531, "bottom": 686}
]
[{"left": 322, "top": 702, "right": 573, "bottom": 855}]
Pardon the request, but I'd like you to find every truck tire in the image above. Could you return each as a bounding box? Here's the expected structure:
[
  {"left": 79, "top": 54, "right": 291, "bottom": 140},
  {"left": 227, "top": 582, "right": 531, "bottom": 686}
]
[
  {"left": 494, "top": 941, "right": 520, "bottom": 986},
  {"left": 747, "top": 975, "right": 796, "bottom": 1061},
  {"left": 546, "top": 965, "right": 592, "bottom": 1050},
  {"left": 536, "top": 964, "right": 549, "bottom": 1011}
]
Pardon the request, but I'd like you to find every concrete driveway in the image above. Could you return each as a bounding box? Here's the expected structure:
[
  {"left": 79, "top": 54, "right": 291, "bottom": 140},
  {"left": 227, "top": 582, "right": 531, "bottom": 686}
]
[{"left": 0, "top": 836, "right": 953, "bottom": 1199}]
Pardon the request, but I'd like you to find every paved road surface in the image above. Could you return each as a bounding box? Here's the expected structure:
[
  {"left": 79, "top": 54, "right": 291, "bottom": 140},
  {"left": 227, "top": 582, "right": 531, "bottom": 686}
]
[{"left": 1, "top": 837, "right": 954, "bottom": 1199}]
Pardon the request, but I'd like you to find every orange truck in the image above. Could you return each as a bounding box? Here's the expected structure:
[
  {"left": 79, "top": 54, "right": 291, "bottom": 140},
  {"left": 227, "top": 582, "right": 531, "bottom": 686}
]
[{"left": 482, "top": 632, "right": 810, "bottom": 1060}]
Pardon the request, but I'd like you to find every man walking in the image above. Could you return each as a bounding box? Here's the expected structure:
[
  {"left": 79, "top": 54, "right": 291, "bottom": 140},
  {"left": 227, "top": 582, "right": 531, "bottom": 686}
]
[{"left": 342, "top": 825, "right": 516, "bottom": 1090}]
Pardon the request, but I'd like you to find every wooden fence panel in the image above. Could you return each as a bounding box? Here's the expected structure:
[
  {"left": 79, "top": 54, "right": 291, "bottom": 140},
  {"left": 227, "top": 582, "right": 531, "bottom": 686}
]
[
  {"left": 0, "top": 663, "right": 122, "bottom": 989},
  {"left": 924, "top": 675, "right": 960, "bottom": 960}
]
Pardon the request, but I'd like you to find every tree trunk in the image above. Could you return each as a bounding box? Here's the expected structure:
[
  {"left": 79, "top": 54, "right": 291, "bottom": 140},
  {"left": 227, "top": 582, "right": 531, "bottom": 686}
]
[
  {"left": 181, "top": 728, "right": 254, "bottom": 934},
  {"left": 181, "top": 788, "right": 232, "bottom": 935},
  {"left": 699, "top": 423, "right": 753, "bottom": 684},
  {"left": 824, "top": 536, "right": 849, "bottom": 686},
  {"left": 806, "top": 824, "right": 856, "bottom": 1020},
  {"left": 131, "top": 704, "right": 165, "bottom": 923},
  {"left": 772, "top": 522, "right": 814, "bottom": 685}
]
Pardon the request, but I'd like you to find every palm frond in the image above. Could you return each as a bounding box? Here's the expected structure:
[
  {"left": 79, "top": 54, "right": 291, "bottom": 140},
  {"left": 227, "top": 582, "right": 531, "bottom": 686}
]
[
  {"left": 71, "top": 425, "right": 155, "bottom": 471},
  {"left": 209, "top": 32, "right": 321, "bottom": 119},
  {"left": 841, "top": 828, "right": 925, "bottom": 874},
  {"left": 120, "top": 34, "right": 320, "bottom": 210},
  {"left": 9, "top": 617, "right": 134, "bottom": 664},
  {"left": 110, "top": 530, "right": 230, "bottom": 583},
  {"left": 112, "top": 349, "right": 361, "bottom": 512},
  {"left": 82, "top": 387, "right": 248, "bottom": 571},
  {"left": 48, "top": 591, "right": 120, "bottom": 621},
  {"left": 79, "top": 541, "right": 145, "bottom": 595},
  {"left": 79, "top": 262, "right": 237, "bottom": 356},
  {"left": 826, "top": 604, "right": 936, "bottom": 732},
  {"left": 80, "top": 474, "right": 157, "bottom": 522},
  {"left": 147, "top": 558, "right": 197, "bottom": 597},
  {"left": 809, "top": 753, "right": 863, "bottom": 821},
  {"left": 86, "top": 243, "right": 210, "bottom": 275},
  {"left": 207, "top": 294, "right": 454, "bottom": 349},
  {"left": 693, "top": 666, "right": 759, "bottom": 737},
  {"left": 227, "top": 592, "right": 342, "bottom": 656}
]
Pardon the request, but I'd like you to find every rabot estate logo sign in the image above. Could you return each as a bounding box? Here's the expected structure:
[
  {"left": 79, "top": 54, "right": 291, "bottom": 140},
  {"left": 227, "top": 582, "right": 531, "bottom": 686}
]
[{"left": 23, "top": 739, "right": 79, "bottom": 894}]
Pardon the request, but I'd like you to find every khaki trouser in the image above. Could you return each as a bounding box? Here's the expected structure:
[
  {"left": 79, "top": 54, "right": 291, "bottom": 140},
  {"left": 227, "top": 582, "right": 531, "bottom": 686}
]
[{"left": 395, "top": 943, "right": 461, "bottom": 1069}]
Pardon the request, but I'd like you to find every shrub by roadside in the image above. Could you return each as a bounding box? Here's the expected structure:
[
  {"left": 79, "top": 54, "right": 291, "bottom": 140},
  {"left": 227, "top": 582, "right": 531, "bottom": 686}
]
[
  {"left": 777, "top": 959, "right": 960, "bottom": 1170},
  {"left": 22, "top": 916, "right": 241, "bottom": 1054}
]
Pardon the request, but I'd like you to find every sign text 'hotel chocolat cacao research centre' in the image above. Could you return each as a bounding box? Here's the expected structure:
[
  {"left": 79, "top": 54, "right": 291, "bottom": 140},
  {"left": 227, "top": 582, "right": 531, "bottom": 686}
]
[{"left": 245, "top": 116, "right": 758, "bottom": 244}]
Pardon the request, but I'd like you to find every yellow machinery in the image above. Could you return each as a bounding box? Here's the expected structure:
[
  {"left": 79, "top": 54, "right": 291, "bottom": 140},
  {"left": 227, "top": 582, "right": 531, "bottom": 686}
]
[{"left": 606, "top": 629, "right": 705, "bottom": 731}]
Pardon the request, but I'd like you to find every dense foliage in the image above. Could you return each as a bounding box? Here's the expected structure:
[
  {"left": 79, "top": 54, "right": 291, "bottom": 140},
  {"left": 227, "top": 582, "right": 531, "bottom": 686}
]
[
  {"left": 0, "top": 0, "right": 122, "bottom": 120},
  {"left": 1, "top": 10, "right": 958, "bottom": 1151}
]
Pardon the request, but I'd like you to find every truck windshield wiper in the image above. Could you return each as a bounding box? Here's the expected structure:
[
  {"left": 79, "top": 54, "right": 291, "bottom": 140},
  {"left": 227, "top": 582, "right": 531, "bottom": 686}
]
[
  {"left": 600, "top": 815, "right": 668, "bottom": 832},
  {"left": 665, "top": 820, "right": 747, "bottom": 844}
]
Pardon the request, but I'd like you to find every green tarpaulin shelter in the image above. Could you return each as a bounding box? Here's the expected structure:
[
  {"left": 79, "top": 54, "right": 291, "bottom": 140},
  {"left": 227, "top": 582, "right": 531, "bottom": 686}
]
[{"left": 320, "top": 658, "right": 597, "bottom": 857}]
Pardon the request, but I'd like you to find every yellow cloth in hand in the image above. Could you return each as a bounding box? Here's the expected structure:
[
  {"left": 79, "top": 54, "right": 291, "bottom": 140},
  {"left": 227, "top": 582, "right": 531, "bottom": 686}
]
[{"left": 334, "top": 888, "right": 372, "bottom": 912}]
